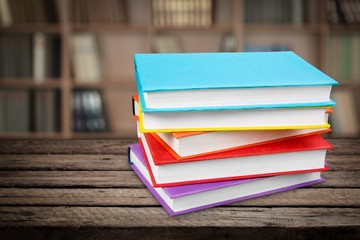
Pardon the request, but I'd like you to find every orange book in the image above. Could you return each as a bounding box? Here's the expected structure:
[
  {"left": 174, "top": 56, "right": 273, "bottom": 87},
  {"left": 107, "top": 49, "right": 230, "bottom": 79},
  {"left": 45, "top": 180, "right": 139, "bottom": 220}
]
[{"left": 152, "top": 128, "right": 331, "bottom": 160}]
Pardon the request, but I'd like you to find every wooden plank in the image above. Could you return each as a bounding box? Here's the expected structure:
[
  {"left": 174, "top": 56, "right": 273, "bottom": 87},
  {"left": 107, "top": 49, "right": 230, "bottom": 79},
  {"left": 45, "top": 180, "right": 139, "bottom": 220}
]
[
  {"left": 0, "top": 154, "right": 358, "bottom": 171},
  {"left": 0, "top": 154, "right": 131, "bottom": 171},
  {"left": 326, "top": 155, "right": 360, "bottom": 171},
  {"left": 0, "top": 139, "right": 136, "bottom": 155},
  {"left": 0, "top": 171, "right": 140, "bottom": 188},
  {"left": 0, "top": 206, "right": 358, "bottom": 228},
  {"left": 0, "top": 188, "right": 358, "bottom": 207},
  {"left": 0, "top": 139, "right": 358, "bottom": 155},
  {"left": 327, "top": 138, "right": 360, "bottom": 155},
  {"left": 0, "top": 171, "right": 358, "bottom": 188},
  {"left": 0, "top": 227, "right": 358, "bottom": 240}
]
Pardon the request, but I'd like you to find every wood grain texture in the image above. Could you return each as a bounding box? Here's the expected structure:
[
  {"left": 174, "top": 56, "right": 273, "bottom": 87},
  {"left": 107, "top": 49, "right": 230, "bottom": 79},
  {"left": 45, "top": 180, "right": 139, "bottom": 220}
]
[
  {"left": 0, "top": 154, "right": 132, "bottom": 171},
  {"left": 0, "top": 170, "right": 358, "bottom": 188},
  {"left": 0, "top": 171, "right": 141, "bottom": 188},
  {"left": 0, "top": 139, "right": 359, "bottom": 155},
  {"left": 0, "top": 206, "right": 359, "bottom": 228},
  {"left": 0, "top": 154, "right": 357, "bottom": 171},
  {"left": 0, "top": 139, "right": 136, "bottom": 154},
  {"left": 0, "top": 188, "right": 358, "bottom": 207},
  {"left": 0, "top": 227, "right": 357, "bottom": 240},
  {"left": 327, "top": 139, "right": 360, "bottom": 155},
  {"left": 0, "top": 138, "right": 358, "bottom": 240}
]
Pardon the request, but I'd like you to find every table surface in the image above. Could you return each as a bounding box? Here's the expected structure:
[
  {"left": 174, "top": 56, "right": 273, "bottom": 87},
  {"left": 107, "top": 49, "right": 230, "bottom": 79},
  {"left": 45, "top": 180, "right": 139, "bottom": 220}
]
[{"left": 0, "top": 138, "right": 359, "bottom": 240}]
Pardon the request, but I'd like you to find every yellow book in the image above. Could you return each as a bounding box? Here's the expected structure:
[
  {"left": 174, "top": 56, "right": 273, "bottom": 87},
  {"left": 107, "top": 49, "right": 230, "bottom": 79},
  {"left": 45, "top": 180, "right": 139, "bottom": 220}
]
[{"left": 133, "top": 96, "right": 331, "bottom": 133}]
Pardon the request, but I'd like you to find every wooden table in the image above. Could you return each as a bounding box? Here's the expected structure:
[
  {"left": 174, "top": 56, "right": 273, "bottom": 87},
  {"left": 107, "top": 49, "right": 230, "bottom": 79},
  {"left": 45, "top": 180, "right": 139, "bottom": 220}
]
[{"left": 0, "top": 139, "right": 359, "bottom": 239}]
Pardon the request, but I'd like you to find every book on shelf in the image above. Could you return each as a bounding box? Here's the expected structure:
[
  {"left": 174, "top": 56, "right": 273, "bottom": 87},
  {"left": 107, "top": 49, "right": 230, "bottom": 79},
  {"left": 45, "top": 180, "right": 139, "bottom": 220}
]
[
  {"left": 327, "top": 0, "right": 340, "bottom": 24},
  {"left": 0, "top": 89, "right": 59, "bottom": 133},
  {"left": 244, "top": 0, "right": 322, "bottom": 25},
  {"left": 153, "top": 34, "right": 183, "bottom": 53},
  {"left": 245, "top": 0, "right": 310, "bottom": 25},
  {"left": 34, "top": 90, "right": 59, "bottom": 132},
  {"left": 0, "top": 90, "right": 30, "bottom": 133},
  {"left": 220, "top": 33, "right": 236, "bottom": 52},
  {"left": 0, "top": 34, "right": 32, "bottom": 78},
  {"left": 324, "top": 35, "right": 360, "bottom": 82},
  {"left": 137, "top": 130, "right": 331, "bottom": 187},
  {"left": 327, "top": 0, "right": 360, "bottom": 24},
  {"left": 152, "top": 0, "right": 213, "bottom": 28},
  {"left": 0, "top": 0, "right": 58, "bottom": 25},
  {"left": 33, "top": 32, "right": 61, "bottom": 82},
  {"left": 331, "top": 89, "right": 359, "bottom": 137},
  {"left": 71, "top": 0, "right": 127, "bottom": 24},
  {"left": 71, "top": 34, "right": 102, "bottom": 83},
  {"left": 0, "top": 33, "right": 60, "bottom": 79},
  {"left": 129, "top": 143, "right": 325, "bottom": 216},
  {"left": 244, "top": 44, "right": 291, "bottom": 52},
  {"left": 72, "top": 90, "right": 108, "bottom": 132},
  {"left": 0, "top": 0, "right": 12, "bottom": 26}
]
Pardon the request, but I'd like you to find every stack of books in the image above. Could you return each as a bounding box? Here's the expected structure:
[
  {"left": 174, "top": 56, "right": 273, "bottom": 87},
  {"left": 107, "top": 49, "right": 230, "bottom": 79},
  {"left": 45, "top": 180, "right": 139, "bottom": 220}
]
[{"left": 129, "top": 51, "right": 338, "bottom": 216}]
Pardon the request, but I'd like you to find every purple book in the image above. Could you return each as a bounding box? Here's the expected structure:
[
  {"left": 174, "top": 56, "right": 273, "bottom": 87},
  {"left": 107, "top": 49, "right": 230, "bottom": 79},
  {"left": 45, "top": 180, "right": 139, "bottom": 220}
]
[{"left": 128, "top": 143, "right": 325, "bottom": 216}]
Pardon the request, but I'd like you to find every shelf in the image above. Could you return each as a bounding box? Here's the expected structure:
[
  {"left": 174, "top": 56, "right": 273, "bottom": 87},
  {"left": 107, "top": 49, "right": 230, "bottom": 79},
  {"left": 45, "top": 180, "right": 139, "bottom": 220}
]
[
  {"left": 0, "top": 24, "right": 61, "bottom": 33},
  {"left": 1, "top": 0, "right": 358, "bottom": 140},
  {"left": 71, "top": 131, "right": 135, "bottom": 139},
  {"left": 71, "top": 24, "right": 148, "bottom": 33},
  {"left": 329, "top": 24, "right": 360, "bottom": 33},
  {"left": 336, "top": 82, "right": 360, "bottom": 88},
  {"left": 0, "top": 132, "right": 63, "bottom": 139},
  {"left": 72, "top": 79, "right": 136, "bottom": 89},
  {"left": 0, "top": 79, "right": 62, "bottom": 88},
  {"left": 0, "top": 131, "right": 136, "bottom": 139},
  {"left": 154, "top": 24, "right": 232, "bottom": 33},
  {"left": 244, "top": 24, "right": 321, "bottom": 34}
]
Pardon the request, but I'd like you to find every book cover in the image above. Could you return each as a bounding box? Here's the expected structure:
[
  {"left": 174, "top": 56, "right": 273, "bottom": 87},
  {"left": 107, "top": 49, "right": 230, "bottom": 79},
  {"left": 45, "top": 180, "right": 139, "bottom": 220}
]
[
  {"left": 152, "top": 128, "right": 332, "bottom": 160},
  {"left": 144, "top": 132, "right": 333, "bottom": 165},
  {"left": 134, "top": 51, "right": 338, "bottom": 112},
  {"left": 134, "top": 95, "right": 332, "bottom": 132},
  {"left": 139, "top": 132, "right": 329, "bottom": 187},
  {"left": 129, "top": 143, "right": 325, "bottom": 216},
  {"left": 170, "top": 108, "right": 333, "bottom": 139}
]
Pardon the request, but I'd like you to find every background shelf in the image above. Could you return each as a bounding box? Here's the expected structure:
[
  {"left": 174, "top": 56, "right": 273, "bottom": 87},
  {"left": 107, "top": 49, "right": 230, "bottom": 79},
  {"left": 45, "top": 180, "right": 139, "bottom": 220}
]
[{"left": 0, "top": 0, "right": 359, "bottom": 139}]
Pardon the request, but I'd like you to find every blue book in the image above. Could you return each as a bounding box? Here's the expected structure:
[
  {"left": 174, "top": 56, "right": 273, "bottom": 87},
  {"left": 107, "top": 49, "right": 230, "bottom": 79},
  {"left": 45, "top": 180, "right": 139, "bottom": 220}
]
[{"left": 134, "top": 51, "right": 337, "bottom": 113}]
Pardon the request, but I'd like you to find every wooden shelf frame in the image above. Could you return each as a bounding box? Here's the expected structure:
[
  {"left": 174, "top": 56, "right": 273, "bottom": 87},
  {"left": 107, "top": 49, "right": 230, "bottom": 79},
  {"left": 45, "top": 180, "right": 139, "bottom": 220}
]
[
  {"left": 0, "top": 79, "right": 62, "bottom": 88},
  {"left": 0, "top": 24, "right": 61, "bottom": 33}
]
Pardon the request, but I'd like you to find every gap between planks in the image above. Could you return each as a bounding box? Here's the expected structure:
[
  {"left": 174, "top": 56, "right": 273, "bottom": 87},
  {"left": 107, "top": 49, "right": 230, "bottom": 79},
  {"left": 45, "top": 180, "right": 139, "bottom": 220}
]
[
  {"left": 0, "top": 188, "right": 358, "bottom": 207},
  {"left": 0, "top": 139, "right": 359, "bottom": 155},
  {"left": 0, "top": 171, "right": 358, "bottom": 188},
  {"left": 0, "top": 154, "right": 358, "bottom": 171},
  {"left": 0, "top": 206, "right": 359, "bottom": 228}
]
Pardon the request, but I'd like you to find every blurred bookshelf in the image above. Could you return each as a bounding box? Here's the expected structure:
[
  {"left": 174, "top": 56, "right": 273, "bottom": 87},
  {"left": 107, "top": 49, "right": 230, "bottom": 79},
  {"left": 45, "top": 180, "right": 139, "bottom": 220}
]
[{"left": 0, "top": 0, "right": 359, "bottom": 139}]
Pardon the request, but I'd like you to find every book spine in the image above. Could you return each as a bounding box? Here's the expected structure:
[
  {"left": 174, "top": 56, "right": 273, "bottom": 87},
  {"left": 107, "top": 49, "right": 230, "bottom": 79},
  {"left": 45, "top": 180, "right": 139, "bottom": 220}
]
[
  {"left": 0, "top": 91, "right": 5, "bottom": 132},
  {"left": 342, "top": 35, "right": 350, "bottom": 81},
  {"left": 0, "top": 0, "right": 12, "bottom": 26},
  {"left": 33, "top": 32, "right": 46, "bottom": 83},
  {"left": 292, "top": 0, "right": 304, "bottom": 26}
]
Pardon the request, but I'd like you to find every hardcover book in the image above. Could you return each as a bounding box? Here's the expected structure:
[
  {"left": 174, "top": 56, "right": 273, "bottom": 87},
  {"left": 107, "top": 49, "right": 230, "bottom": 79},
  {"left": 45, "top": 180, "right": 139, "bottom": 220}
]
[
  {"left": 153, "top": 128, "right": 332, "bottom": 159},
  {"left": 138, "top": 130, "right": 331, "bottom": 187},
  {"left": 151, "top": 107, "right": 332, "bottom": 159},
  {"left": 134, "top": 51, "right": 338, "bottom": 112},
  {"left": 129, "top": 143, "right": 325, "bottom": 216},
  {"left": 132, "top": 95, "right": 332, "bottom": 132}
]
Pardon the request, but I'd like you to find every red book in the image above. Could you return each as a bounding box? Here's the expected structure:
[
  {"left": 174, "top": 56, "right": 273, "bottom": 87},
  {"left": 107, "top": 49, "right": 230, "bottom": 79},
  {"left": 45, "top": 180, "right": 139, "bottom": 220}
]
[{"left": 138, "top": 132, "right": 332, "bottom": 187}]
